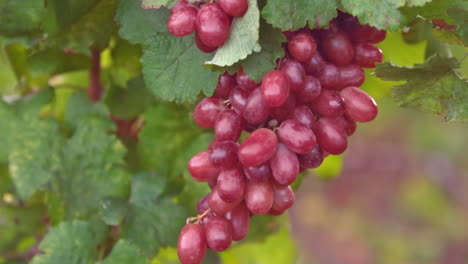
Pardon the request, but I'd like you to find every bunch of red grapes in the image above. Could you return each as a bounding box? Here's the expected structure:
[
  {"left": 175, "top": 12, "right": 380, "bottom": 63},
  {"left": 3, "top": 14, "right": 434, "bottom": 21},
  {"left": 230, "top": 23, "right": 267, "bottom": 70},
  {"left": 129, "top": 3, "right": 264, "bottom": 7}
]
[
  {"left": 177, "top": 12, "right": 385, "bottom": 264},
  {"left": 167, "top": 0, "right": 248, "bottom": 53}
]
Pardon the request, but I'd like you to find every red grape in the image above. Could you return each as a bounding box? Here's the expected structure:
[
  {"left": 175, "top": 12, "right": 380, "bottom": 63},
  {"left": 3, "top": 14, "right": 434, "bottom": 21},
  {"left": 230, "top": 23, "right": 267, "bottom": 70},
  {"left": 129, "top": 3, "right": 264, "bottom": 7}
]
[
  {"left": 270, "top": 143, "right": 300, "bottom": 185},
  {"left": 338, "top": 64, "right": 365, "bottom": 89},
  {"left": 304, "top": 52, "right": 326, "bottom": 76},
  {"left": 243, "top": 163, "right": 272, "bottom": 182},
  {"left": 193, "top": 97, "right": 226, "bottom": 128},
  {"left": 188, "top": 151, "right": 220, "bottom": 182},
  {"left": 340, "top": 86, "right": 378, "bottom": 122},
  {"left": 298, "top": 75, "right": 321, "bottom": 103},
  {"left": 177, "top": 224, "right": 207, "bottom": 264},
  {"left": 245, "top": 180, "right": 274, "bottom": 215},
  {"left": 168, "top": 6, "right": 198, "bottom": 37},
  {"left": 271, "top": 94, "right": 296, "bottom": 121},
  {"left": 172, "top": 0, "right": 190, "bottom": 13},
  {"left": 196, "top": 3, "right": 231, "bottom": 48},
  {"left": 321, "top": 30, "right": 355, "bottom": 66},
  {"left": 269, "top": 183, "right": 295, "bottom": 215},
  {"left": 205, "top": 215, "right": 232, "bottom": 251},
  {"left": 315, "top": 117, "right": 348, "bottom": 155},
  {"left": 335, "top": 115, "right": 356, "bottom": 136},
  {"left": 310, "top": 89, "right": 345, "bottom": 118},
  {"left": 215, "top": 110, "right": 242, "bottom": 142},
  {"left": 236, "top": 68, "right": 257, "bottom": 91},
  {"left": 354, "top": 42, "right": 383, "bottom": 68},
  {"left": 209, "top": 187, "right": 241, "bottom": 215},
  {"left": 225, "top": 203, "right": 250, "bottom": 241},
  {"left": 261, "top": 70, "right": 290, "bottom": 107},
  {"left": 195, "top": 32, "right": 217, "bottom": 53},
  {"left": 317, "top": 63, "right": 340, "bottom": 89},
  {"left": 277, "top": 119, "right": 316, "bottom": 154},
  {"left": 218, "top": 0, "right": 248, "bottom": 17},
  {"left": 209, "top": 141, "right": 239, "bottom": 168},
  {"left": 298, "top": 145, "right": 324, "bottom": 169},
  {"left": 238, "top": 128, "right": 278, "bottom": 167},
  {"left": 288, "top": 33, "right": 317, "bottom": 62},
  {"left": 229, "top": 86, "right": 250, "bottom": 115},
  {"left": 217, "top": 167, "right": 245, "bottom": 203},
  {"left": 243, "top": 87, "right": 271, "bottom": 125},
  {"left": 280, "top": 59, "right": 306, "bottom": 92},
  {"left": 215, "top": 72, "right": 236, "bottom": 99},
  {"left": 289, "top": 104, "right": 317, "bottom": 130}
]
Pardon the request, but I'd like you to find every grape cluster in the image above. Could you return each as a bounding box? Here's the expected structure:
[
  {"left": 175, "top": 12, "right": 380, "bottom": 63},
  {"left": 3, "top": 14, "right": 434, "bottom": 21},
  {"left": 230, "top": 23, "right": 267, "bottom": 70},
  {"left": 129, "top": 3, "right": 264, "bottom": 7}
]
[
  {"left": 168, "top": 0, "right": 248, "bottom": 53},
  {"left": 177, "top": 13, "right": 385, "bottom": 264}
]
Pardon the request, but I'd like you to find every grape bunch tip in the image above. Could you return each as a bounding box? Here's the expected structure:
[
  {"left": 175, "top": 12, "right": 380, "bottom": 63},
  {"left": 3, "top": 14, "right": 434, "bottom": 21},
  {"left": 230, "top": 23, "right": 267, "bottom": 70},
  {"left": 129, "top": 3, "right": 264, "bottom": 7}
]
[{"left": 177, "top": 9, "right": 385, "bottom": 264}]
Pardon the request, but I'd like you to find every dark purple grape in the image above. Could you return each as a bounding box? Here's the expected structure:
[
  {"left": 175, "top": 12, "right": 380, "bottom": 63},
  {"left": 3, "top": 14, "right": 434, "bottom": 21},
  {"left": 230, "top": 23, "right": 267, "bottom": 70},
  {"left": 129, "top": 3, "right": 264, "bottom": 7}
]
[
  {"left": 225, "top": 203, "right": 249, "bottom": 241},
  {"left": 218, "top": 0, "right": 248, "bottom": 17},
  {"left": 238, "top": 128, "right": 278, "bottom": 167},
  {"left": 168, "top": 6, "right": 198, "bottom": 37},
  {"left": 242, "top": 87, "right": 271, "bottom": 125},
  {"left": 215, "top": 110, "right": 242, "bottom": 142},
  {"left": 193, "top": 97, "right": 226, "bottom": 128},
  {"left": 304, "top": 52, "right": 326, "bottom": 76},
  {"left": 209, "top": 141, "right": 239, "bottom": 168},
  {"left": 289, "top": 104, "right": 316, "bottom": 130},
  {"left": 177, "top": 224, "right": 207, "bottom": 264},
  {"left": 279, "top": 59, "right": 306, "bottom": 92},
  {"left": 270, "top": 144, "right": 300, "bottom": 185},
  {"left": 217, "top": 167, "right": 245, "bottom": 203},
  {"left": 298, "top": 75, "right": 321, "bottom": 103},
  {"left": 209, "top": 187, "right": 241, "bottom": 216},
  {"left": 261, "top": 70, "right": 290, "bottom": 107},
  {"left": 271, "top": 94, "right": 296, "bottom": 122},
  {"left": 197, "top": 194, "right": 211, "bottom": 214},
  {"left": 245, "top": 180, "right": 273, "bottom": 215},
  {"left": 317, "top": 63, "right": 340, "bottom": 89},
  {"left": 278, "top": 120, "right": 316, "bottom": 154},
  {"left": 354, "top": 43, "right": 383, "bottom": 68},
  {"left": 236, "top": 68, "right": 257, "bottom": 91},
  {"left": 215, "top": 72, "right": 236, "bottom": 98},
  {"left": 196, "top": 3, "right": 231, "bottom": 48},
  {"left": 340, "top": 86, "right": 378, "bottom": 122},
  {"left": 288, "top": 33, "right": 317, "bottom": 62},
  {"left": 269, "top": 183, "right": 295, "bottom": 215},
  {"left": 338, "top": 64, "right": 365, "bottom": 89},
  {"left": 315, "top": 117, "right": 348, "bottom": 155},
  {"left": 188, "top": 151, "right": 220, "bottom": 182},
  {"left": 321, "top": 30, "right": 355, "bottom": 66},
  {"left": 310, "top": 89, "right": 345, "bottom": 118},
  {"left": 243, "top": 163, "right": 272, "bottom": 182},
  {"left": 229, "top": 86, "right": 250, "bottom": 115},
  {"left": 299, "top": 145, "right": 324, "bottom": 169},
  {"left": 205, "top": 216, "right": 232, "bottom": 251}
]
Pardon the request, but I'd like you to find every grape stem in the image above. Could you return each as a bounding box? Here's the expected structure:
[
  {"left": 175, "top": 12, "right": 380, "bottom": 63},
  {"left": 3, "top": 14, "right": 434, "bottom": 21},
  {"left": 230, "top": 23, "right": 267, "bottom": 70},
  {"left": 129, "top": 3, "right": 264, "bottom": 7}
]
[
  {"left": 88, "top": 47, "right": 103, "bottom": 102},
  {"left": 186, "top": 208, "right": 212, "bottom": 224}
]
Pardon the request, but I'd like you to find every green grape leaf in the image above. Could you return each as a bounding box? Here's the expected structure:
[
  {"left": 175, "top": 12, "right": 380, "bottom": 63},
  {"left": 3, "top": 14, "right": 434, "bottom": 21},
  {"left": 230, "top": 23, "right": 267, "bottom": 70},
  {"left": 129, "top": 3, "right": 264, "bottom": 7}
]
[
  {"left": 14, "top": 88, "right": 55, "bottom": 119},
  {"left": 0, "top": 0, "right": 46, "bottom": 36},
  {"left": 109, "top": 38, "right": 143, "bottom": 87},
  {"left": 43, "top": 0, "right": 100, "bottom": 34},
  {"left": 99, "top": 197, "right": 129, "bottom": 226},
  {"left": 240, "top": 21, "right": 286, "bottom": 82},
  {"left": 57, "top": 116, "right": 130, "bottom": 219},
  {"left": 141, "top": 33, "right": 219, "bottom": 102},
  {"left": 448, "top": 3, "right": 468, "bottom": 44},
  {"left": 65, "top": 92, "right": 109, "bottom": 129},
  {"left": 375, "top": 55, "right": 468, "bottom": 122},
  {"left": 401, "top": 0, "right": 458, "bottom": 22},
  {"left": 106, "top": 77, "right": 152, "bottom": 119},
  {"left": 206, "top": 0, "right": 260, "bottom": 67},
  {"left": 0, "top": 101, "right": 18, "bottom": 162},
  {"left": 341, "top": 0, "right": 406, "bottom": 30},
  {"left": 121, "top": 172, "right": 187, "bottom": 256},
  {"left": 406, "top": 0, "right": 433, "bottom": 7},
  {"left": 28, "top": 49, "right": 90, "bottom": 77},
  {"left": 141, "top": 0, "right": 177, "bottom": 9},
  {"left": 100, "top": 240, "right": 150, "bottom": 264},
  {"left": 44, "top": 0, "right": 117, "bottom": 55},
  {"left": 116, "top": 0, "right": 170, "bottom": 45},
  {"left": 30, "top": 221, "right": 102, "bottom": 264},
  {"left": 9, "top": 118, "right": 62, "bottom": 200},
  {"left": 261, "top": 0, "right": 338, "bottom": 30}
]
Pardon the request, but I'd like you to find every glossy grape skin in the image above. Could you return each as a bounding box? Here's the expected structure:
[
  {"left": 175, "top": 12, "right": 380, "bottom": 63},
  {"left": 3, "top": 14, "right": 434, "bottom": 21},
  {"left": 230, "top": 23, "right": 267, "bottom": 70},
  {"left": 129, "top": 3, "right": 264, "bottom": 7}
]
[
  {"left": 177, "top": 224, "right": 207, "bottom": 264},
  {"left": 229, "top": 86, "right": 250, "bottom": 115},
  {"left": 218, "top": 0, "right": 248, "bottom": 17},
  {"left": 236, "top": 68, "right": 257, "bottom": 91},
  {"left": 311, "top": 89, "right": 345, "bottom": 118},
  {"left": 270, "top": 144, "right": 300, "bottom": 185},
  {"left": 261, "top": 70, "right": 290, "bottom": 107},
  {"left": 370, "top": 30, "right": 386, "bottom": 44},
  {"left": 298, "top": 145, "right": 324, "bottom": 169},
  {"left": 238, "top": 128, "right": 278, "bottom": 167},
  {"left": 188, "top": 151, "right": 220, "bottom": 182},
  {"left": 354, "top": 43, "right": 383, "bottom": 68},
  {"left": 242, "top": 87, "right": 271, "bottom": 125},
  {"left": 209, "top": 187, "right": 241, "bottom": 215},
  {"left": 208, "top": 178, "right": 217, "bottom": 189},
  {"left": 215, "top": 110, "right": 242, "bottom": 142},
  {"left": 217, "top": 167, "right": 245, "bottom": 203},
  {"left": 197, "top": 194, "right": 211, "bottom": 214},
  {"left": 317, "top": 63, "right": 340, "bottom": 89},
  {"left": 168, "top": 6, "right": 198, "bottom": 37},
  {"left": 340, "top": 86, "right": 378, "bottom": 122},
  {"left": 298, "top": 75, "right": 321, "bottom": 103},
  {"left": 172, "top": 0, "right": 189, "bottom": 13},
  {"left": 338, "top": 64, "right": 365, "bottom": 89},
  {"left": 315, "top": 117, "right": 348, "bottom": 155},
  {"left": 278, "top": 120, "right": 316, "bottom": 154},
  {"left": 209, "top": 141, "right": 239, "bottom": 168},
  {"left": 289, "top": 104, "right": 316, "bottom": 130},
  {"left": 193, "top": 97, "right": 226, "bottom": 128},
  {"left": 288, "top": 33, "right": 317, "bottom": 62},
  {"left": 195, "top": 32, "right": 217, "bottom": 53},
  {"left": 245, "top": 180, "right": 274, "bottom": 215},
  {"left": 279, "top": 59, "right": 306, "bottom": 92},
  {"left": 205, "top": 216, "right": 232, "bottom": 251},
  {"left": 335, "top": 115, "right": 356, "bottom": 136},
  {"left": 196, "top": 3, "right": 231, "bottom": 48},
  {"left": 270, "top": 183, "right": 295, "bottom": 215},
  {"left": 271, "top": 94, "right": 296, "bottom": 121},
  {"left": 243, "top": 163, "right": 272, "bottom": 182},
  {"left": 215, "top": 72, "right": 236, "bottom": 98},
  {"left": 321, "top": 31, "right": 355, "bottom": 66},
  {"left": 225, "top": 203, "right": 250, "bottom": 241},
  {"left": 304, "top": 52, "right": 326, "bottom": 76}
]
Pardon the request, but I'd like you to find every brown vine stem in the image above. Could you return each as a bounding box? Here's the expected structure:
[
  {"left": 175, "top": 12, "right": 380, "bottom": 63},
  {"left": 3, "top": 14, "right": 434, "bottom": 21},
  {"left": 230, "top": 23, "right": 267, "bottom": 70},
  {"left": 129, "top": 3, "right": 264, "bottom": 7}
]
[
  {"left": 186, "top": 208, "right": 212, "bottom": 224},
  {"left": 88, "top": 47, "right": 103, "bottom": 102}
]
